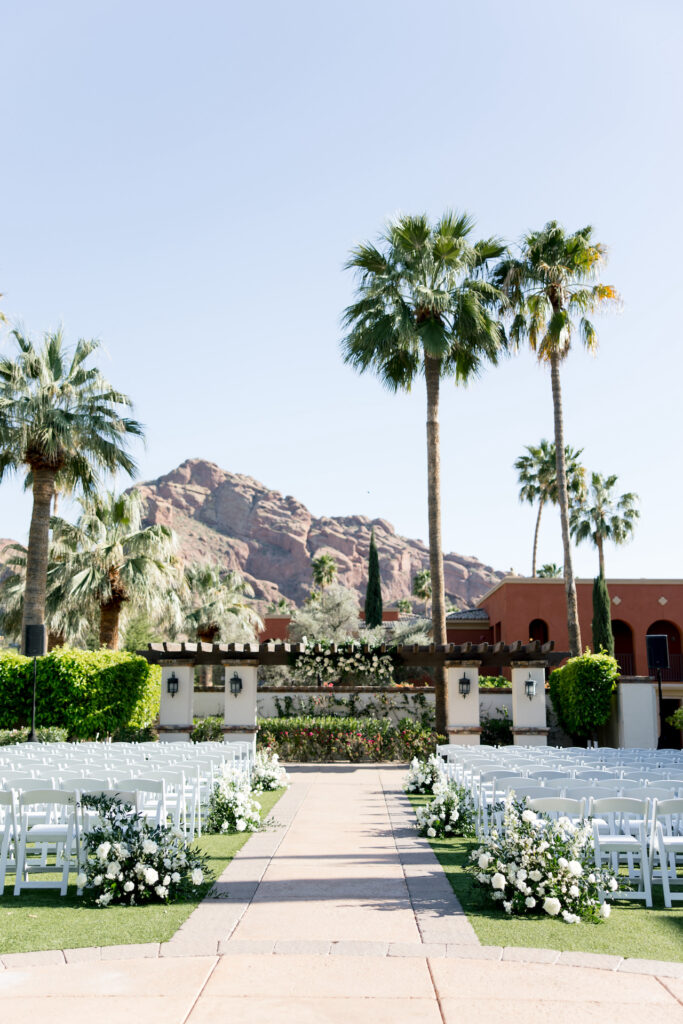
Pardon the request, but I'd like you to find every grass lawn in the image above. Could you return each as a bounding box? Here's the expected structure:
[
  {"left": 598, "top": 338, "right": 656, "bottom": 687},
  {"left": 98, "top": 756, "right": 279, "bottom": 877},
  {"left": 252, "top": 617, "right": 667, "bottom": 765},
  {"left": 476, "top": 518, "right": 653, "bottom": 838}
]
[
  {"left": 0, "top": 787, "right": 285, "bottom": 955},
  {"left": 408, "top": 794, "right": 683, "bottom": 962}
]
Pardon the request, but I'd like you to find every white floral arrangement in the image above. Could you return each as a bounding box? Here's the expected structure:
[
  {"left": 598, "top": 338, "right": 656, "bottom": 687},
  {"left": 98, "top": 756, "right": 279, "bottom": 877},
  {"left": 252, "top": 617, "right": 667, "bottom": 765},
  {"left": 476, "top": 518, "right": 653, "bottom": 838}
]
[
  {"left": 403, "top": 754, "right": 443, "bottom": 794},
  {"left": 470, "top": 797, "right": 619, "bottom": 923},
  {"left": 294, "top": 639, "right": 394, "bottom": 686},
  {"left": 251, "top": 747, "right": 289, "bottom": 792},
  {"left": 206, "top": 765, "right": 262, "bottom": 834},
  {"left": 79, "top": 795, "right": 210, "bottom": 907},
  {"left": 415, "top": 779, "right": 476, "bottom": 837}
]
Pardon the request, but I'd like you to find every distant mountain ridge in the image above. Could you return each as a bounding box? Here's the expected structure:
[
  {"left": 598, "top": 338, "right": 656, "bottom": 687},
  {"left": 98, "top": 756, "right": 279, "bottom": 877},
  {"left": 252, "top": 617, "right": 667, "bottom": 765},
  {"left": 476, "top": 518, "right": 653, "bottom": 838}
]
[{"left": 136, "top": 459, "right": 504, "bottom": 609}]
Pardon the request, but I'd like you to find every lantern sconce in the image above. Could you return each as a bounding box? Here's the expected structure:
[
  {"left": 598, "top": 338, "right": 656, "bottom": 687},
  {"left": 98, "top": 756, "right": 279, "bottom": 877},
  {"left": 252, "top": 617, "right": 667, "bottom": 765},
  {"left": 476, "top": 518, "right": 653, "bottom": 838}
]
[
  {"left": 167, "top": 672, "right": 179, "bottom": 698},
  {"left": 229, "top": 671, "right": 243, "bottom": 698},
  {"left": 458, "top": 673, "right": 471, "bottom": 698},
  {"left": 525, "top": 673, "right": 536, "bottom": 700}
]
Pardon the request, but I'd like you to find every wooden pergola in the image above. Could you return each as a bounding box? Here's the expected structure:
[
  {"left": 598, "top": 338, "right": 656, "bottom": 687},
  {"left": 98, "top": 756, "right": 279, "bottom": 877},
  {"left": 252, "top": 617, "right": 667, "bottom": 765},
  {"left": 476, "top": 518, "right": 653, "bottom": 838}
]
[{"left": 143, "top": 639, "right": 566, "bottom": 668}]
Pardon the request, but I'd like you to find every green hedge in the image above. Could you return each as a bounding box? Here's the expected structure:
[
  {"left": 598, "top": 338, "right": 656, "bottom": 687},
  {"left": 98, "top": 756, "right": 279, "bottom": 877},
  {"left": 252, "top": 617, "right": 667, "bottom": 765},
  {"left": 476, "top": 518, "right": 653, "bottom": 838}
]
[
  {"left": 549, "top": 651, "right": 618, "bottom": 741},
  {"left": 0, "top": 648, "right": 161, "bottom": 739},
  {"left": 258, "top": 715, "right": 443, "bottom": 762}
]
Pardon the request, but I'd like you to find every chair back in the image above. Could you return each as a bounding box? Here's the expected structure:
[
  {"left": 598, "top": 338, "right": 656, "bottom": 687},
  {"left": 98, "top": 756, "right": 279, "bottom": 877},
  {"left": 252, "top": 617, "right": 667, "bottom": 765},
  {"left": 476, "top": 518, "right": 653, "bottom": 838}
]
[{"left": 527, "top": 796, "right": 585, "bottom": 820}]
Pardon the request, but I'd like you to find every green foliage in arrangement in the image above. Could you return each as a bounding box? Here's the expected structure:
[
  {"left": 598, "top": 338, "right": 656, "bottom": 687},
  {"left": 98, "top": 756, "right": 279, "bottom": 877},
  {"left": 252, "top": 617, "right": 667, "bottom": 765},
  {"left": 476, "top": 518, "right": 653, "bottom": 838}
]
[
  {"left": 549, "top": 650, "right": 618, "bottom": 741},
  {"left": 591, "top": 574, "right": 615, "bottom": 657},
  {"left": 0, "top": 648, "right": 160, "bottom": 738},
  {"left": 258, "top": 715, "right": 443, "bottom": 762}
]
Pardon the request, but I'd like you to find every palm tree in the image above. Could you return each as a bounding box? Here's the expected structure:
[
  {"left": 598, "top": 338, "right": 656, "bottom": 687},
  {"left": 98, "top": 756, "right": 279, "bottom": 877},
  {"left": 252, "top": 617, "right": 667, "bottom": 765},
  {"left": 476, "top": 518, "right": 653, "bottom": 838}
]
[
  {"left": 311, "top": 553, "right": 338, "bottom": 591},
  {"left": 538, "top": 563, "right": 563, "bottom": 578},
  {"left": 412, "top": 568, "right": 432, "bottom": 616},
  {"left": 342, "top": 212, "right": 505, "bottom": 732},
  {"left": 50, "top": 490, "right": 179, "bottom": 649},
  {"left": 494, "top": 222, "right": 619, "bottom": 657},
  {"left": 515, "top": 440, "right": 586, "bottom": 576},
  {"left": 570, "top": 472, "right": 639, "bottom": 577},
  {"left": 183, "top": 562, "right": 262, "bottom": 644},
  {"left": 0, "top": 329, "right": 142, "bottom": 652}
]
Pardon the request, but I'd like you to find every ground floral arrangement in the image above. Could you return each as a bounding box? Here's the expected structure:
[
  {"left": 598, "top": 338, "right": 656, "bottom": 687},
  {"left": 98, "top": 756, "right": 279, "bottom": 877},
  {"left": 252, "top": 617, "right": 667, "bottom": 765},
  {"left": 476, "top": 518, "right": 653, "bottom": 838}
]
[
  {"left": 79, "top": 795, "right": 212, "bottom": 907},
  {"left": 469, "top": 798, "right": 619, "bottom": 924},
  {"left": 403, "top": 754, "right": 443, "bottom": 794},
  {"left": 205, "top": 750, "right": 289, "bottom": 834},
  {"left": 251, "top": 747, "right": 289, "bottom": 791},
  {"left": 415, "top": 780, "right": 476, "bottom": 838},
  {"left": 293, "top": 639, "right": 394, "bottom": 686}
]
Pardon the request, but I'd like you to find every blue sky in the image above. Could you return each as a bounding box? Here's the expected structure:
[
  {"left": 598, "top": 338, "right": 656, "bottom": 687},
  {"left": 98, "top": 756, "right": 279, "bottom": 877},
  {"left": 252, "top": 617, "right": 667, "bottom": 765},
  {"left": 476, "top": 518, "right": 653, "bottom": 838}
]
[{"left": 1, "top": 0, "right": 681, "bottom": 581}]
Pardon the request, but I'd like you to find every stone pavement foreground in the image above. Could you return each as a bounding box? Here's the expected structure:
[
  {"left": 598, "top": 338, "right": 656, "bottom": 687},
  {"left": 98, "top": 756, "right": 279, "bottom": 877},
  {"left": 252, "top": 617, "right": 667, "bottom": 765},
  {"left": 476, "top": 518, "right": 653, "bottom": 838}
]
[{"left": 0, "top": 765, "right": 682, "bottom": 1023}]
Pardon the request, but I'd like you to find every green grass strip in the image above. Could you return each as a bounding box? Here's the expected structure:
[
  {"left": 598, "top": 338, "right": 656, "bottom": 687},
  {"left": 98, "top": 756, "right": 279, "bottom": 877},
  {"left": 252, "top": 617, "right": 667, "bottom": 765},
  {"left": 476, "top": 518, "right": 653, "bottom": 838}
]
[
  {"left": 408, "top": 794, "right": 683, "bottom": 962},
  {"left": 0, "top": 787, "right": 285, "bottom": 955}
]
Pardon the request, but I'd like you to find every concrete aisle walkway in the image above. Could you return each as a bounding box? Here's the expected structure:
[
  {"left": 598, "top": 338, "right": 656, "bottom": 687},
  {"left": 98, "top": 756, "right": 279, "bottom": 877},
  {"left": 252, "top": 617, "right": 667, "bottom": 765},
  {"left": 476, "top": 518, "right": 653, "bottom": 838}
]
[{"left": 0, "top": 765, "right": 682, "bottom": 1023}]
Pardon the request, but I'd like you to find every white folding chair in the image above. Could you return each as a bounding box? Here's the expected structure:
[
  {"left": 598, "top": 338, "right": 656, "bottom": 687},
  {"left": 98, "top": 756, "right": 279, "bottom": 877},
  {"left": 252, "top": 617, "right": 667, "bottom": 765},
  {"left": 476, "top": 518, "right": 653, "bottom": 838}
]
[
  {"left": 14, "top": 790, "right": 80, "bottom": 896},
  {"left": 591, "top": 797, "right": 652, "bottom": 908},
  {"left": 650, "top": 798, "right": 683, "bottom": 908},
  {"left": 0, "top": 790, "right": 19, "bottom": 889},
  {"left": 527, "top": 796, "right": 586, "bottom": 823}
]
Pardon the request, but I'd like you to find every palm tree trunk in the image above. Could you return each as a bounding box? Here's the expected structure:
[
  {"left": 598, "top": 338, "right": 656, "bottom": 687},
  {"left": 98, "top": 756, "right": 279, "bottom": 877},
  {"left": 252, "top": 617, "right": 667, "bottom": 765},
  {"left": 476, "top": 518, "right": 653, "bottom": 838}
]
[
  {"left": 550, "top": 353, "right": 582, "bottom": 657},
  {"left": 100, "top": 600, "right": 123, "bottom": 649},
  {"left": 531, "top": 499, "right": 544, "bottom": 577},
  {"left": 597, "top": 536, "right": 605, "bottom": 578},
  {"left": 424, "top": 354, "right": 447, "bottom": 734},
  {"left": 21, "top": 466, "right": 57, "bottom": 654}
]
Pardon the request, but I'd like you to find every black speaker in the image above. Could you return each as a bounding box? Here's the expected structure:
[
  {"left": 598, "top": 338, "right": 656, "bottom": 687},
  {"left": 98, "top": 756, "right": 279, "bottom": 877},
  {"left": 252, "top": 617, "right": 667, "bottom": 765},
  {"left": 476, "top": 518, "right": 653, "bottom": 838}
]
[
  {"left": 24, "top": 624, "right": 46, "bottom": 658},
  {"left": 646, "top": 633, "right": 669, "bottom": 671}
]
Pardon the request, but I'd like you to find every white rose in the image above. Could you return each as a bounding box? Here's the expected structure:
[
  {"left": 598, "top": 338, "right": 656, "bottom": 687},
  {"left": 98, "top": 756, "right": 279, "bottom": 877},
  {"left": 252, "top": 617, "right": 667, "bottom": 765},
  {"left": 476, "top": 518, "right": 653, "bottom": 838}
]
[
  {"left": 98, "top": 891, "right": 113, "bottom": 906},
  {"left": 94, "top": 875, "right": 103, "bottom": 886},
  {"left": 491, "top": 872, "right": 506, "bottom": 891},
  {"left": 191, "top": 868, "right": 204, "bottom": 885},
  {"left": 96, "top": 842, "right": 111, "bottom": 862},
  {"left": 478, "top": 853, "right": 491, "bottom": 870},
  {"left": 529, "top": 870, "right": 542, "bottom": 882},
  {"left": 588, "top": 873, "right": 596, "bottom": 884},
  {"left": 171, "top": 872, "right": 181, "bottom": 883},
  {"left": 521, "top": 809, "right": 537, "bottom": 824},
  {"left": 599, "top": 902, "right": 611, "bottom": 918},
  {"left": 106, "top": 860, "right": 121, "bottom": 879},
  {"left": 124, "top": 881, "right": 135, "bottom": 892},
  {"left": 569, "top": 885, "right": 580, "bottom": 898},
  {"left": 503, "top": 901, "right": 512, "bottom": 913},
  {"left": 236, "top": 819, "right": 247, "bottom": 832},
  {"left": 525, "top": 896, "right": 536, "bottom": 908},
  {"left": 608, "top": 878, "right": 618, "bottom": 891},
  {"left": 543, "top": 897, "right": 562, "bottom": 917},
  {"left": 558, "top": 857, "right": 569, "bottom": 870},
  {"left": 142, "top": 839, "right": 158, "bottom": 855},
  {"left": 567, "top": 861, "right": 583, "bottom": 877},
  {"left": 144, "top": 867, "right": 159, "bottom": 885},
  {"left": 76, "top": 872, "right": 88, "bottom": 888},
  {"left": 427, "top": 827, "right": 436, "bottom": 838}
]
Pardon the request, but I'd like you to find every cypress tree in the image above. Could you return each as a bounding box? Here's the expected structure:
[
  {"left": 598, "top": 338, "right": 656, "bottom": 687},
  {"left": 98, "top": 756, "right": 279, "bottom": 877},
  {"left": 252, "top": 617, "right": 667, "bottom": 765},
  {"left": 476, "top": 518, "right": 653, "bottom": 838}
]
[
  {"left": 365, "top": 531, "right": 383, "bottom": 628},
  {"left": 591, "top": 574, "right": 614, "bottom": 656}
]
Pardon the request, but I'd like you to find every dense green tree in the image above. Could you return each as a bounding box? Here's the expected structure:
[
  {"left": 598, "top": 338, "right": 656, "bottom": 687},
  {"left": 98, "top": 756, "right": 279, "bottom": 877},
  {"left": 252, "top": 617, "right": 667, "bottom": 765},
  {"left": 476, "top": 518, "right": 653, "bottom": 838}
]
[
  {"left": 343, "top": 212, "right": 505, "bottom": 732},
  {"left": 591, "top": 573, "right": 614, "bottom": 657},
  {"left": 365, "top": 531, "right": 383, "bottom": 628},
  {"left": 289, "top": 583, "right": 360, "bottom": 642},
  {"left": 570, "top": 472, "right": 639, "bottom": 577},
  {"left": 514, "top": 440, "right": 585, "bottom": 576},
  {"left": 0, "top": 329, "right": 142, "bottom": 652},
  {"left": 494, "top": 222, "right": 619, "bottom": 657}
]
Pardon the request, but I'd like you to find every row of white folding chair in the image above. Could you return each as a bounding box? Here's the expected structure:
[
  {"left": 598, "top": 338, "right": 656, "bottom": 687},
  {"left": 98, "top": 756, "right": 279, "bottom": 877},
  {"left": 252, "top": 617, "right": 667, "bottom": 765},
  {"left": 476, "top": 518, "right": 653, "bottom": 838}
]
[{"left": 651, "top": 799, "right": 683, "bottom": 907}]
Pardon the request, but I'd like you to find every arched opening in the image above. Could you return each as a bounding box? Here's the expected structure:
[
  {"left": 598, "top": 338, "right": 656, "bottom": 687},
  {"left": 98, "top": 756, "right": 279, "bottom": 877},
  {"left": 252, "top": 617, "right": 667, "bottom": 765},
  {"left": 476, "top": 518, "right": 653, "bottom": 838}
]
[
  {"left": 611, "top": 619, "right": 634, "bottom": 675},
  {"left": 646, "top": 619, "right": 682, "bottom": 681},
  {"left": 529, "top": 618, "right": 549, "bottom": 645}
]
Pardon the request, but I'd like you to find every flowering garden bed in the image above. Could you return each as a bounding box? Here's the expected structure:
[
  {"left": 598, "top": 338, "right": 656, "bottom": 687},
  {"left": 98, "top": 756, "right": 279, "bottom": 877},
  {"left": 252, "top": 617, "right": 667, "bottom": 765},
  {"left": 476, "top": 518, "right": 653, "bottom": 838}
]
[
  {"left": 258, "top": 716, "right": 442, "bottom": 762},
  {"left": 407, "top": 794, "right": 683, "bottom": 962}
]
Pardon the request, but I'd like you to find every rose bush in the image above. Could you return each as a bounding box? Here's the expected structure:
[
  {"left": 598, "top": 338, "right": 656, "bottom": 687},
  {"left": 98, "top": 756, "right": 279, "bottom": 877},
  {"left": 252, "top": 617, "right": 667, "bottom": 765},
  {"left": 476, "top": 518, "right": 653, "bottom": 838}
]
[
  {"left": 79, "top": 795, "right": 211, "bottom": 906},
  {"left": 469, "top": 797, "right": 619, "bottom": 923}
]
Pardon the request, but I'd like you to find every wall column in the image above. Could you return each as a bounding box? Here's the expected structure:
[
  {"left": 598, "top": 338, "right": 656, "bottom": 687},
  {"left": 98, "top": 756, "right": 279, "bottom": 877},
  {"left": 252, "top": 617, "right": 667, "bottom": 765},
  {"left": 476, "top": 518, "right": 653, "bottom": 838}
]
[
  {"left": 445, "top": 661, "right": 481, "bottom": 745},
  {"left": 222, "top": 660, "right": 258, "bottom": 757},
  {"left": 511, "top": 662, "right": 548, "bottom": 746},
  {"left": 158, "top": 661, "right": 195, "bottom": 742}
]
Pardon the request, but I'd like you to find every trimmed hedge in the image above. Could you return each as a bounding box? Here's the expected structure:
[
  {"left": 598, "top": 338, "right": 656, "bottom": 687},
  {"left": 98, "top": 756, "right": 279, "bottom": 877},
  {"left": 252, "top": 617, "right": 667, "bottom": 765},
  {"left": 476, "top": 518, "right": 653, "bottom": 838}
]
[
  {"left": 549, "top": 650, "right": 618, "bottom": 741},
  {"left": 258, "top": 715, "right": 443, "bottom": 762},
  {"left": 0, "top": 648, "right": 161, "bottom": 739}
]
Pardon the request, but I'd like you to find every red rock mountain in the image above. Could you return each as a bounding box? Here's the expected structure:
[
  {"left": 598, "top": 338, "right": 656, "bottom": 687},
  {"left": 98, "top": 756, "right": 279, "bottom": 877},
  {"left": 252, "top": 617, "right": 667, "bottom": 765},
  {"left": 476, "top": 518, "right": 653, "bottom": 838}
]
[{"left": 136, "top": 459, "right": 503, "bottom": 610}]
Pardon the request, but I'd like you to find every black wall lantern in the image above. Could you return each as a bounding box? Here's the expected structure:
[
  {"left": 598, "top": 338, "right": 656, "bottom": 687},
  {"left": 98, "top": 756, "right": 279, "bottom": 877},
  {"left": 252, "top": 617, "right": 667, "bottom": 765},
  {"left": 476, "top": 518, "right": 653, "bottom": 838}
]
[
  {"left": 525, "top": 673, "right": 536, "bottom": 700},
  {"left": 458, "top": 673, "right": 471, "bottom": 698},
  {"left": 229, "top": 671, "right": 243, "bottom": 697},
  {"left": 167, "top": 672, "right": 179, "bottom": 698}
]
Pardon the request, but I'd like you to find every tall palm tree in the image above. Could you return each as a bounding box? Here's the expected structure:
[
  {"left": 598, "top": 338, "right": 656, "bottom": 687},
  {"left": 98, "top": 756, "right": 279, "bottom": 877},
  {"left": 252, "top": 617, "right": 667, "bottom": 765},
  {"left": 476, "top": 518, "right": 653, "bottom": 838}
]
[
  {"left": 0, "top": 329, "right": 142, "bottom": 652},
  {"left": 494, "top": 222, "right": 619, "bottom": 657},
  {"left": 515, "top": 440, "right": 586, "bottom": 576},
  {"left": 51, "top": 490, "right": 179, "bottom": 649},
  {"left": 570, "top": 472, "right": 639, "bottom": 577},
  {"left": 342, "top": 212, "right": 506, "bottom": 732},
  {"left": 311, "top": 553, "right": 338, "bottom": 591}
]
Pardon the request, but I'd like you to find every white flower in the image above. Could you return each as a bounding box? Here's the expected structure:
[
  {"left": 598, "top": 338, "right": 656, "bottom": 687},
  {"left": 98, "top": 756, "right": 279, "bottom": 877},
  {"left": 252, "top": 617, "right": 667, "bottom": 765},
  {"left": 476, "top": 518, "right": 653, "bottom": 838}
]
[
  {"left": 235, "top": 819, "right": 247, "bottom": 832},
  {"left": 144, "top": 867, "right": 159, "bottom": 885},
  {"left": 562, "top": 910, "right": 580, "bottom": 924},
  {"left": 94, "top": 874, "right": 103, "bottom": 886},
  {"left": 478, "top": 853, "right": 491, "bottom": 870},
  {"left": 588, "top": 873, "right": 596, "bottom": 884},
  {"left": 529, "top": 870, "right": 542, "bottom": 882},
  {"left": 171, "top": 872, "right": 181, "bottom": 883},
  {"left": 608, "top": 878, "right": 618, "bottom": 891},
  {"left": 599, "top": 902, "right": 611, "bottom": 918},
  {"left": 557, "top": 857, "right": 569, "bottom": 870},
  {"left": 106, "top": 860, "right": 121, "bottom": 879},
  {"left": 569, "top": 885, "right": 580, "bottom": 898},
  {"left": 543, "top": 897, "right": 562, "bottom": 917},
  {"left": 567, "top": 860, "right": 583, "bottom": 877},
  {"left": 96, "top": 842, "right": 111, "bottom": 862},
  {"left": 142, "top": 838, "right": 158, "bottom": 855},
  {"left": 427, "top": 827, "right": 436, "bottom": 838},
  {"left": 503, "top": 900, "right": 512, "bottom": 913},
  {"left": 76, "top": 872, "right": 87, "bottom": 888},
  {"left": 521, "top": 809, "right": 537, "bottom": 824},
  {"left": 98, "top": 891, "right": 113, "bottom": 906},
  {"left": 525, "top": 896, "right": 536, "bottom": 908},
  {"left": 191, "top": 868, "right": 204, "bottom": 885},
  {"left": 124, "top": 881, "right": 135, "bottom": 892},
  {"left": 491, "top": 872, "right": 506, "bottom": 891}
]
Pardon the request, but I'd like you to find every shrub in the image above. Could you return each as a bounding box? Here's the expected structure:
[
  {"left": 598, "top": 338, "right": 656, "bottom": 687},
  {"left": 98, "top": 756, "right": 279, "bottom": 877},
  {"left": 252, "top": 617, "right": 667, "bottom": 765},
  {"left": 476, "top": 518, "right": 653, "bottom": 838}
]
[
  {"left": 0, "top": 648, "right": 160, "bottom": 739},
  {"left": 470, "top": 798, "right": 617, "bottom": 923},
  {"left": 480, "top": 706, "right": 513, "bottom": 746},
  {"left": 0, "top": 725, "right": 69, "bottom": 745},
  {"left": 79, "top": 794, "right": 212, "bottom": 906},
  {"left": 549, "top": 651, "right": 618, "bottom": 741},
  {"left": 415, "top": 781, "right": 475, "bottom": 838},
  {"left": 478, "top": 675, "right": 510, "bottom": 689},
  {"left": 257, "top": 715, "right": 443, "bottom": 762},
  {"left": 666, "top": 706, "right": 683, "bottom": 731},
  {"left": 191, "top": 716, "right": 224, "bottom": 742}
]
